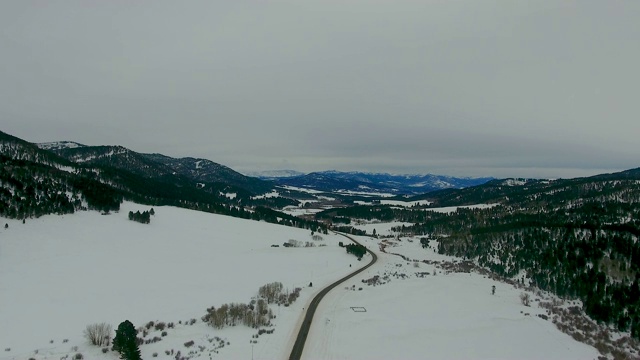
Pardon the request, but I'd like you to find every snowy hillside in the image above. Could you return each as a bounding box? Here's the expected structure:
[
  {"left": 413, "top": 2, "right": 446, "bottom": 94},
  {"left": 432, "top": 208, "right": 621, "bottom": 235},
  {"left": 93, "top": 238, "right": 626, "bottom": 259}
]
[
  {"left": 37, "top": 141, "right": 86, "bottom": 151},
  {"left": 0, "top": 203, "right": 358, "bottom": 360}
]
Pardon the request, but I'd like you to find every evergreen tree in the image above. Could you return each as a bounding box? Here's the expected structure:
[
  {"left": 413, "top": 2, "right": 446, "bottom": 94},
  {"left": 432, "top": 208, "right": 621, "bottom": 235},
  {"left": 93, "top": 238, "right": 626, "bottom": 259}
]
[{"left": 112, "top": 320, "right": 142, "bottom": 360}]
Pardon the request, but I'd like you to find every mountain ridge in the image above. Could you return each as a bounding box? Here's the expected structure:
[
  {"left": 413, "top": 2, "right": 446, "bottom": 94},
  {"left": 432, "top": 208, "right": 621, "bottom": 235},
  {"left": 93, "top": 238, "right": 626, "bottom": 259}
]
[{"left": 274, "top": 170, "right": 494, "bottom": 195}]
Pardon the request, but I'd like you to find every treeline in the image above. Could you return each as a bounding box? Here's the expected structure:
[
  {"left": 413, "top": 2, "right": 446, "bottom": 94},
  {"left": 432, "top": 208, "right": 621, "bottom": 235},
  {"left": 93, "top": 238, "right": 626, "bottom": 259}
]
[
  {"left": 332, "top": 225, "right": 367, "bottom": 236},
  {"left": 0, "top": 156, "right": 121, "bottom": 219},
  {"left": 395, "top": 199, "right": 640, "bottom": 339},
  {"left": 128, "top": 209, "right": 154, "bottom": 224},
  {"left": 244, "top": 196, "right": 300, "bottom": 209},
  {"left": 341, "top": 243, "right": 367, "bottom": 259}
]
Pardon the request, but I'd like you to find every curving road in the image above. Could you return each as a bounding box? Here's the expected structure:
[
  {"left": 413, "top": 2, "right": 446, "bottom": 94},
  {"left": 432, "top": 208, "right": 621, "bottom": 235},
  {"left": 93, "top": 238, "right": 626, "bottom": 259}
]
[{"left": 288, "top": 233, "right": 378, "bottom": 360}]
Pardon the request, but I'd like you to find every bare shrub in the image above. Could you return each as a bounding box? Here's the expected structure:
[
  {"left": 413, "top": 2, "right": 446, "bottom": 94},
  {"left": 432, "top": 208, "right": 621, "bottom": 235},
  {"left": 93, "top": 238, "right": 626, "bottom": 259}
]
[
  {"left": 520, "top": 293, "right": 531, "bottom": 306},
  {"left": 155, "top": 322, "right": 166, "bottom": 331},
  {"left": 84, "top": 322, "right": 112, "bottom": 346},
  {"left": 203, "top": 282, "right": 302, "bottom": 331},
  {"left": 286, "top": 239, "right": 302, "bottom": 247}
]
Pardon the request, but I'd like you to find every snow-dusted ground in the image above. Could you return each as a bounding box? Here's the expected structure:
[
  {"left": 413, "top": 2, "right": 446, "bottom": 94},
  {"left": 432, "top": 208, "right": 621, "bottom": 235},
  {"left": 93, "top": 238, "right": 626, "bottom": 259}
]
[
  {"left": 350, "top": 204, "right": 500, "bottom": 237},
  {"left": 281, "top": 206, "right": 325, "bottom": 217},
  {"left": 304, "top": 235, "right": 600, "bottom": 360},
  {"left": 279, "top": 185, "right": 324, "bottom": 194},
  {"left": 0, "top": 203, "right": 360, "bottom": 360},
  {"left": 352, "top": 221, "right": 414, "bottom": 237},
  {"left": 1, "top": 204, "right": 606, "bottom": 360}
]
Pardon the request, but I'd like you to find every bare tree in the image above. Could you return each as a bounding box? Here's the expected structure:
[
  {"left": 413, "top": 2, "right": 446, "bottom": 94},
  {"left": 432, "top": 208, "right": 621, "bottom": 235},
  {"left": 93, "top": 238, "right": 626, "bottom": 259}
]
[
  {"left": 520, "top": 292, "right": 531, "bottom": 306},
  {"left": 84, "top": 323, "right": 112, "bottom": 346},
  {"left": 259, "top": 282, "right": 283, "bottom": 303}
]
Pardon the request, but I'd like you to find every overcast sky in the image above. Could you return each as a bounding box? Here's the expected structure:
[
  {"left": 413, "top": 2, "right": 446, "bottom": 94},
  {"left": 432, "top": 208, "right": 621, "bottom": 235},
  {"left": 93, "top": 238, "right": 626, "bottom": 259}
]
[{"left": 1, "top": 1, "right": 638, "bottom": 178}]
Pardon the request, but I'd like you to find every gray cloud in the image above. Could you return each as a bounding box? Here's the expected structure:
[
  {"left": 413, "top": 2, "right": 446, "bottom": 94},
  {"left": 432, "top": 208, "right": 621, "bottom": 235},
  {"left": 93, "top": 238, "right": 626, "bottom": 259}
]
[{"left": 1, "top": 0, "right": 638, "bottom": 178}]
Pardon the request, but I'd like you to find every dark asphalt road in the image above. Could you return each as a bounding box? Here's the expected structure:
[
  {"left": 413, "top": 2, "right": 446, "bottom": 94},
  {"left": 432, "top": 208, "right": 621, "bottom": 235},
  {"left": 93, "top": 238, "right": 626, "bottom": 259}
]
[{"left": 288, "top": 233, "right": 378, "bottom": 360}]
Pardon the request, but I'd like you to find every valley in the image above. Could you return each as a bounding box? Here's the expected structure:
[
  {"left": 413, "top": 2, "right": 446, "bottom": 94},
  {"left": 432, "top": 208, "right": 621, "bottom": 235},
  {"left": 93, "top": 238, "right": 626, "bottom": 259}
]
[{"left": 2, "top": 130, "right": 640, "bottom": 359}]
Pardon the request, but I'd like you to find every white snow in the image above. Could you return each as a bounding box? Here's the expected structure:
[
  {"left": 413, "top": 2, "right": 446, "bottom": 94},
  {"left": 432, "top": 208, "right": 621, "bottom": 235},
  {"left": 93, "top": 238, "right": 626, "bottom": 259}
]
[
  {"left": 503, "top": 179, "right": 527, "bottom": 186},
  {"left": 280, "top": 206, "right": 325, "bottom": 217},
  {"left": 54, "top": 165, "right": 76, "bottom": 173},
  {"left": 0, "top": 205, "right": 603, "bottom": 360},
  {"left": 37, "top": 141, "right": 84, "bottom": 150},
  {"left": 352, "top": 221, "right": 413, "bottom": 236},
  {"left": 279, "top": 185, "right": 323, "bottom": 194},
  {"left": 251, "top": 191, "right": 280, "bottom": 200},
  {"left": 335, "top": 190, "right": 396, "bottom": 197},
  {"left": 0, "top": 203, "right": 359, "bottom": 360},
  {"left": 303, "top": 235, "right": 600, "bottom": 360},
  {"left": 220, "top": 192, "right": 236, "bottom": 199}
]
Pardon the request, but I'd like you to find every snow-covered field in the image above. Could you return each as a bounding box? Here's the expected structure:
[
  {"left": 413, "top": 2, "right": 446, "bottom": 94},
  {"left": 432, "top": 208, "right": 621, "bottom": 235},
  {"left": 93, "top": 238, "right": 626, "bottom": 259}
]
[
  {"left": 352, "top": 221, "right": 414, "bottom": 237},
  {"left": 0, "top": 203, "right": 359, "bottom": 360},
  {"left": 304, "top": 235, "right": 600, "bottom": 360},
  {"left": 280, "top": 206, "right": 326, "bottom": 217},
  {"left": 1, "top": 204, "right": 607, "bottom": 360}
]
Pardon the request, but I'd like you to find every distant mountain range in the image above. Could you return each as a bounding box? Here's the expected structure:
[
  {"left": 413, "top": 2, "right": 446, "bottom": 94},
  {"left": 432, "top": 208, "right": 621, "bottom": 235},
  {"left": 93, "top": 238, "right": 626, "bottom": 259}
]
[
  {"left": 244, "top": 170, "right": 306, "bottom": 180},
  {"left": 0, "top": 130, "right": 502, "bottom": 217},
  {"left": 35, "top": 142, "right": 496, "bottom": 196},
  {"left": 272, "top": 171, "right": 494, "bottom": 195}
]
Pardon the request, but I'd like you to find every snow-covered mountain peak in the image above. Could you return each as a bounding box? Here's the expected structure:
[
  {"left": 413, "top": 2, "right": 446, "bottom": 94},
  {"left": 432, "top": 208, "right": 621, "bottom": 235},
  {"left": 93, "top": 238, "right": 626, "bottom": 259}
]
[{"left": 37, "top": 141, "right": 86, "bottom": 151}]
